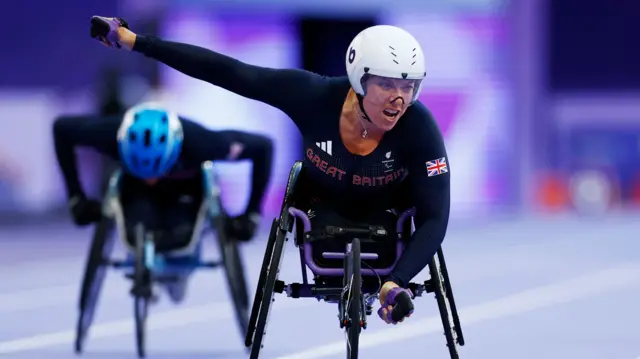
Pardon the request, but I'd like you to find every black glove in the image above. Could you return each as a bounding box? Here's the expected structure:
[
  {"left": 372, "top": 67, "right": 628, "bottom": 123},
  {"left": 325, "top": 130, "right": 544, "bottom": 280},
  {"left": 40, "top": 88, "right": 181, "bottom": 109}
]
[
  {"left": 89, "top": 16, "right": 129, "bottom": 48},
  {"left": 225, "top": 212, "right": 260, "bottom": 242},
  {"left": 69, "top": 195, "right": 103, "bottom": 226}
]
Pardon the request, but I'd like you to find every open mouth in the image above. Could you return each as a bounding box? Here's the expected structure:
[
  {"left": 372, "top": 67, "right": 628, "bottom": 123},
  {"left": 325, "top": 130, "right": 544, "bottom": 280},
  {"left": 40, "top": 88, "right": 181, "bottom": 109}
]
[{"left": 382, "top": 109, "right": 400, "bottom": 119}]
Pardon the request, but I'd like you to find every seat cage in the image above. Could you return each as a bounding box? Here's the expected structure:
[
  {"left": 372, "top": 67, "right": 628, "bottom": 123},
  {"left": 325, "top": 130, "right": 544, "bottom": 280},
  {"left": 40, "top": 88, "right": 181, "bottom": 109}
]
[
  {"left": 280, "top": 161, "right": 415, "bottom": 277},
  {"left": 101, "top": 161, "right": 222, "bottom": 257}
]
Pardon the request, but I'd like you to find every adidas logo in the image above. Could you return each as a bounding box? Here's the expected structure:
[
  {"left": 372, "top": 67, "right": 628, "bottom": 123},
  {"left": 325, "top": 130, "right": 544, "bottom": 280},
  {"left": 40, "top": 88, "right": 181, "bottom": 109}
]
[{"left": 315, "top": 141, "right": 332, "bottom": 156}]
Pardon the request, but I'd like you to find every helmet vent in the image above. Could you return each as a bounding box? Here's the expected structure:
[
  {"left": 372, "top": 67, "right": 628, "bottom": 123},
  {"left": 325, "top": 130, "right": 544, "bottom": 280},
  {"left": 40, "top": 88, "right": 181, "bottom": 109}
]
[
  {"left": 389, "top": 46, "right": 395, "bottom": 50},
  {"left": 393, "top": 60, "right": 399, "bottom": 64},
  {"left": 144, "top": 129, "right": 151, "bottom": 147},
  {"left": 129, "top": 132, "right": 136, "bottom": 142},
  {"left": 159, "top": 135, "right": 166, "bottom": 143},
  {"left": 402, "top": 73, "right": 408, "bottom": 79}
]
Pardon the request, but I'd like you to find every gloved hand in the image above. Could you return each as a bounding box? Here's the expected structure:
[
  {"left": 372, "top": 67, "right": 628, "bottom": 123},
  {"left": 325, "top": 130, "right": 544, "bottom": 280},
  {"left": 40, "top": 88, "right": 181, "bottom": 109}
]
[
  {"left": 378, "top": 282, "right": 414, "bottom": 324},
  {"left": 68, "top": 195, "right": 102, "bottom": 226},
  {"left": 225, "top": 212, "right": 260, "bottom": 242},
  {"left": 90, "top": 16, "right": 129, "bottom": 48}
]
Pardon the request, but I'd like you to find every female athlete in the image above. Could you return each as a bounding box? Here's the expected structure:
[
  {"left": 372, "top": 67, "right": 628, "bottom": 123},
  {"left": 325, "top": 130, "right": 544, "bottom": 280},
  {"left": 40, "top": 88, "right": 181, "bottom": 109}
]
[{"left": 89, "top": 17, "right": 450, "bottom": 324}]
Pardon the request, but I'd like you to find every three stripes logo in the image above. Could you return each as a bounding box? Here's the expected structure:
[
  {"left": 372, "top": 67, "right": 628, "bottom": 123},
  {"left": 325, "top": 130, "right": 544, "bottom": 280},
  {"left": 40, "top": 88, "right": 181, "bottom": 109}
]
[{"left": 315, "top": 141, "right": 333, "bottom": 156}]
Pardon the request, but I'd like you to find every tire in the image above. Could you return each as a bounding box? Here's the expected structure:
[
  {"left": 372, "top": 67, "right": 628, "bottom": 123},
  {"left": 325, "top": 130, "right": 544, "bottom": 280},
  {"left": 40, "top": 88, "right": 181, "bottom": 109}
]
[
  {"left": 345, "top": 238, "right": 361, "bottom": 359},
  {"left": 429, "top": 257, "right": 459, "bottom": 359},
  {"left": 75, "top": 218, "right": 113, "bottom": 354},
  {"left": 215, "top": 214, "right": 250, "bottom": 342},
  {"left": 249, "top": 226, "right": 287, "bottom": 359},
  {"left": 437, "top": 249, "right": 464, "bottom": 346},
  {"left": 246, "top": 219, "right": 278, "bottom": 347}
]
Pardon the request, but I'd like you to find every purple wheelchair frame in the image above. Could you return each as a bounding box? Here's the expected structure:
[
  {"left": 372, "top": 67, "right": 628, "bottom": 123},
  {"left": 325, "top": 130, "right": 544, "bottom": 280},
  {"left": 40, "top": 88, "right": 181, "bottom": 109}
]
[
  {"left": 246, "top": 165, "right": 464, "bottom": 359},
  {"left": 288, "top": 206, "right": 415, "bottom": 278}
]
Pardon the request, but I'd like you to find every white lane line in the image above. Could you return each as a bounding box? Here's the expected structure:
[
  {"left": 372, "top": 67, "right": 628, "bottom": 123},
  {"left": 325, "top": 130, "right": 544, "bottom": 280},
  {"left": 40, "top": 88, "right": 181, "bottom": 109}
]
[
  {"left": 0, "top": 298, "right": 314, "bottom": 354},
  {"left": 274, "top": 262, "right": 640, "bottom": 359}
]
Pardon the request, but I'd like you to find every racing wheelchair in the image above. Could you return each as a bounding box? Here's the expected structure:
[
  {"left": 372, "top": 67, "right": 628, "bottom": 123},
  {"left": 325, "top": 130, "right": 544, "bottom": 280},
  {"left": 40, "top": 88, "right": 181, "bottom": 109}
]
[
  {"left": 74, "top": 161, "right": 249, "bottom": 358},
  {"left": 245, "top": 161, "right": 465, "bottom": 359}
]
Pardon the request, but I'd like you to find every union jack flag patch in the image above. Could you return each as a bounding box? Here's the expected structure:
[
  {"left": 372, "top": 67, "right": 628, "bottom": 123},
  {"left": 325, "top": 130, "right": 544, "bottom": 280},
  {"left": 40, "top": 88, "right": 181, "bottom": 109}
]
[{"left": 426, "top": 157, "right": 448, "bottom": 177}]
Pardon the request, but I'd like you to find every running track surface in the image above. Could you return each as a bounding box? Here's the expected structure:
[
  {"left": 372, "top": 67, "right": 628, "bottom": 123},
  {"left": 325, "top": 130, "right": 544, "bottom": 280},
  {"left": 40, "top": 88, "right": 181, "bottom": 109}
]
[{"left": 0, "top": 213, "right": 638, "bottom": 359}]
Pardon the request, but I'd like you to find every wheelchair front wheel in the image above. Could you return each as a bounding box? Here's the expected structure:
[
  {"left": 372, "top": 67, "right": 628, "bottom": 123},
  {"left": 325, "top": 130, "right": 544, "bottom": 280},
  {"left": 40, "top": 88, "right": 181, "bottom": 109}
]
[
  {"left": 429, "top": 256, "right": 459, "bottom": 359},
  {"left": 214, "top": 216, "right": 250, "bottom": 342},
  {"left": 249, "top": 222, "right": 287, "bottom": 359},
  {"left": 75, "top": 217, "right": 114, "bottom": 354},
  {"left": 345, "top": 238, "right": 362, "bottom": 359},
  {"left": 133, "top": 224, "right": 150, "bottom": 358}
]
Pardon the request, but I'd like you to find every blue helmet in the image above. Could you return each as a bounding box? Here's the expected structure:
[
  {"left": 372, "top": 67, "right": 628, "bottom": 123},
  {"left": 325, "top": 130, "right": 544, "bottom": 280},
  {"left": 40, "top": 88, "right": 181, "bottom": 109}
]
[{"left": 117, "top": 103, "right": 184, "bottom": 179}]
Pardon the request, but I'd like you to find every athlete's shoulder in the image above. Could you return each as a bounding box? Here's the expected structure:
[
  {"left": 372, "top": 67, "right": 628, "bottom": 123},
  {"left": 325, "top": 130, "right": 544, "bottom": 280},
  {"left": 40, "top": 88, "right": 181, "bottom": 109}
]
[
  {"left": 399, "top": 101, "right": 445, "bottom": 146},
  {"left": 177, "top": 116, "right": 199, "bottom": 128},
  {"left": 283, "top": 75, "right": 350, "bottom": 134}
]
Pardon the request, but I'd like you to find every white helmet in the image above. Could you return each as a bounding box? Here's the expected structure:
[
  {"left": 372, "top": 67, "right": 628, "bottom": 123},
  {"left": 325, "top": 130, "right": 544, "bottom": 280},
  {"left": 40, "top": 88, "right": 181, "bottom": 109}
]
[{"left": 345, "top": 25, "right": 426, "bottom": 103}]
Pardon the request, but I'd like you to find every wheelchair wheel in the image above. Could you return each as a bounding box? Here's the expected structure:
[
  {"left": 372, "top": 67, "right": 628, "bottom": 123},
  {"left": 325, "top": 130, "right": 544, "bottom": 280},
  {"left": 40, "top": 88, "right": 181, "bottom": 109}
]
[
  {"left": 345, "top": 238, "right": 361, "bottom": 359},
  {"left": 75, "top": 217, "right": 114, "bottom": 354},
  {"left": 428, "top": 256, "right": 459, "bottom": 359},
  {"left": 213, "top": 215, "right": 250, "bottom": 342},
  {"left": 246, "top": 218, "right": 278, "bottom": 348},
  {"left": 133, "top": 224, "right": 150, "bottom": 358},
  {"left": 249, "top": 221, "right": 287, "bottom": 359},
  {"left": 437, "top": 249, "right": 465, "bottom": 346}
]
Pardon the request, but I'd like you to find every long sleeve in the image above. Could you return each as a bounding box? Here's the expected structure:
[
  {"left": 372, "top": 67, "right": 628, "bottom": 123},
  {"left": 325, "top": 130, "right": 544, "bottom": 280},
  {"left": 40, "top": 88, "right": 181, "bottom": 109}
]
[
  {"left": 52, "top": 115, "right": 120, "bottom": 199},
  {"left": 133, "top": 35, "right": 327, "bottom": 130},
  {"left": 387, "top": 107, "right": 451, "bottom": 288}
]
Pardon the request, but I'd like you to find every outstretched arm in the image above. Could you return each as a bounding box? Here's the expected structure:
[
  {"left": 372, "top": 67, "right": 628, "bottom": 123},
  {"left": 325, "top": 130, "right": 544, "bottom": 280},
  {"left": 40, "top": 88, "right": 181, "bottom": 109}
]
[
  {"left": 116, "top": 27, "right": 325, "bottom": 121},
  {"left": 52, "top": 115, "right": 121, "bottom": 199}
]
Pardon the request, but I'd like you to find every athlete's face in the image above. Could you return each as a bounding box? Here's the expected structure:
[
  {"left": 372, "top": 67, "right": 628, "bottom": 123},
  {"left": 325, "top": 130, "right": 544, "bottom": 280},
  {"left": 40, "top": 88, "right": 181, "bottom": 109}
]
[{"left": 362, "top": 75, "right": 417, "bottom": 131}]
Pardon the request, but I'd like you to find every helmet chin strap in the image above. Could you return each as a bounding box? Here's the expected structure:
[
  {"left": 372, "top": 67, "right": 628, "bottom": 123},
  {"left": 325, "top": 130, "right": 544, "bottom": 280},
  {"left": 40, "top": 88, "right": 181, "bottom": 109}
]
[
  {"left": 355, "top": 94, "right": 371, "bottom": 139},
  {"left": 356, "top": 94, "right": 372, "bottom": 123}
]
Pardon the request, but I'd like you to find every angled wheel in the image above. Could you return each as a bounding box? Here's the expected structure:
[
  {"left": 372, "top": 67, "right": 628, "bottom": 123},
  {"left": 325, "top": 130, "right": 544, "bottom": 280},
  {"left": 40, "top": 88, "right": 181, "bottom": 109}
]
[
  {"left": 245, "top": 219, "right": 278, "bottom": 348},
  {"left": 429, "top": 256, "right": 459, "bottom": 359},
  {"left": 248, "top": 222, "right": 287, "bottom": 359},
  {"left": 202, "top": 161, "right": 250, "bottom": 347},
  {"left": 75, "top": 217, "right": 114, "bottom": 354},
  {"left": 132, "top": 224, "right": 151, "bottom": 358},
  {"left": 213, "top": 213, "right": 250, "bottom": 342},
  {"left": 437, "top": 248, "right": 464, "bottom": 346},
  {"left": 345, "top": 238, "right": 362, "bottom": 359}
]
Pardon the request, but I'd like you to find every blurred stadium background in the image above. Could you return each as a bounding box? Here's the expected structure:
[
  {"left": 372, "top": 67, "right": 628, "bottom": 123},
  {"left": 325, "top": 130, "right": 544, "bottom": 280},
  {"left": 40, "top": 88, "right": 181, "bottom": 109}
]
[
  {"left": 1, "top": 0, "right": 640, "bottom": 357},
  {"left": 2, "top": 0, "right": 639, "bottom": 222}
]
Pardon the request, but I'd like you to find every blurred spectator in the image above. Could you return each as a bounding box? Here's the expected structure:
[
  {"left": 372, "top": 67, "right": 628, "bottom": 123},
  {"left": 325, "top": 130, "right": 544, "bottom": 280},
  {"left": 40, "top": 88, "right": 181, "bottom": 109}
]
[
  {"left": 98, "top": 67, "right": 126, "bottom": 116},
  {"left": 96, "top": 67, "right": 127, "bottom": 193}
]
